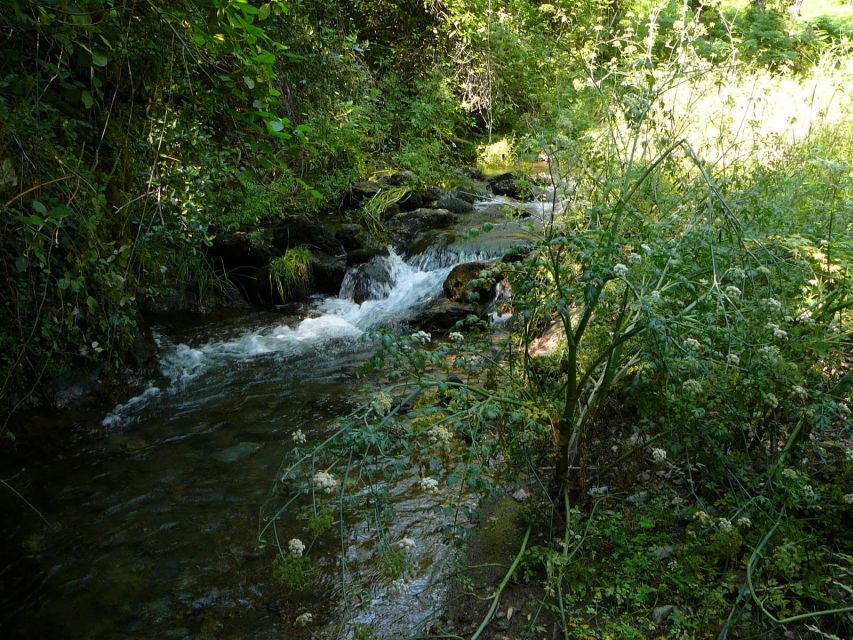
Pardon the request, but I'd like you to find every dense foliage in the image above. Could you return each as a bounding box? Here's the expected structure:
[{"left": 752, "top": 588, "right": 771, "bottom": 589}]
[
  {"left": 265, "top": 1, "right": 852, "bottom": 637},
  {"left": 2, "top": 0, "right": 852, "bottom": 637}
]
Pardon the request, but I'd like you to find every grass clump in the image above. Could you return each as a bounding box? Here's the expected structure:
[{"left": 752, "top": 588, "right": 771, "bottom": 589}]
[{"left": 269, "top": 247, "right": 312, "bottom": 303}]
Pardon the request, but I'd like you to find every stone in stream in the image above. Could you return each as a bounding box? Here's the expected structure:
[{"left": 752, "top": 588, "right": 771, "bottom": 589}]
[
  {"left": 309, "top": 252, "right": 347, "bottom": 295},
  {"left": 488, "top": 172, "right": 530, "bottom": 199},
  {"left": 417, "top": 299, "right": 482, "bottom": 332},
  {"left": 340, "top": 255, "right": 395, "bottom": 303},
  {"left": 334, "top": 223, "right": 367, "bottom": 251},
  {"left": 443, "top": 261, "right": 499, "bottom": 304},
  {"left": 213, "top": 442, "right": 261, "bottom": 463},
  {"left": 346, "top": 246, "right": 389, "bottom": 266},
  {"left": 398, "top": 187, "right": 442, "bottom": 212},
  {"left": 434, "top": 196, "right": 474, "bottom": 214},
  {"left": 347, "top": 180, "right": 382, "bottom": 206},
  {"left": 387, "top": 208, "right": 458, "bottom": 254}
]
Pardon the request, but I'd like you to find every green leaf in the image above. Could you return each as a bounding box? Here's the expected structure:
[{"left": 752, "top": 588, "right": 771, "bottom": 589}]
[
  {"left": 252, "top": 52, "right": 276, "bottom": 65},
  {"left": 32, "top": 200, "right": 47, "bottom": 215},
  {"left": 244, "top": 76, "right": 255, "bottom": 90},
  {"left": 268, "top": 119, "right": 285, "bottom": 132},
  {"left": 14, "top": 256, "right": 28, "bottom": 272},
  {"left": 91, "top": 52, "right": 109, "bottom": 67},
  {"left": 258, "top": 3, "right": 271, "bottom": 20},
  {"left": 81, "top": 90, "right": 94, "bottom": 109}
]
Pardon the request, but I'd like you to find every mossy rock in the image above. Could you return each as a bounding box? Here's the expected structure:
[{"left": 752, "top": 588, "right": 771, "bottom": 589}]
[{"left": 443, "top": 261, "right": 497, "bottom": 304}]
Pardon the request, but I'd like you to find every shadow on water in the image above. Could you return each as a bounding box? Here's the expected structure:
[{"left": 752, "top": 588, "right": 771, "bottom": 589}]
[{"left": 0, "top": 309, "right": 372, "bottom": 639}]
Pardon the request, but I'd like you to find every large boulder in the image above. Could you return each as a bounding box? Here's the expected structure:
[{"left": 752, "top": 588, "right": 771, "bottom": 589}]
[
  {"left": 270, "top": 216, "right": 342, "bottom": 255},
  {"left": 209, "top": 230, "right": 276, "bottom": 270},
  {"left": 335, "top": 223, "right": 367, "bottom": 251},
  {"left": 488, "top": 172, "right": 530, "bottom": 199},
  {"left": 435, "top": 196, "right": 474, "bottom": 214},
  {"left": 384, "top": 170, "right": 417, "bottom": 186},
  {"left": 443, "top": 262, "right": 498, "bottom": 304},
  {"left": 340, "top": 255, "right": 395, "bottom": 303},
  {"left": 387, "top": 208, "right": 458, "bottom": 253},
  {"left": 418, "top": 300, "right": 483, "bottom": 332},
  {"left": 346, "top": 246, "right": 389, "bottom": 266},
  {"left": 450, "top": 188, "right": 480, "bottom": 204},
  {"left": 310, "top": 252, "right": 347, "bottom": 295},
  {"left": 398, "top": 188, "right": 442, "bottom": 212},
  {"left": 347, "top": 180, "right": 382, "bottom": 207}
]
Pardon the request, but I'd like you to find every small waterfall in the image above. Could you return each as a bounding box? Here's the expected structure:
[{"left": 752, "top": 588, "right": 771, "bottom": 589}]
[{"left": 103, "top": 249, "right": 456, "bottom": 426}]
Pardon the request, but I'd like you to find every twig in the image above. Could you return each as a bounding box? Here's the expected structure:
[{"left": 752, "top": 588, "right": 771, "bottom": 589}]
[{"left": 470, "top": 525, "right": 531, "bottom": 640}]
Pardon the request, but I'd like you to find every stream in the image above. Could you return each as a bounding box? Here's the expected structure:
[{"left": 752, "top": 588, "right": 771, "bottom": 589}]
[{"left": 0, "top": 194, "right": 557, "bottom": 639}]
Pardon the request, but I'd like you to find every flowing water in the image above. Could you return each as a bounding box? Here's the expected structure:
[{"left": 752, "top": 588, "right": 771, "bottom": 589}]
[{"left": 0, "top": 194, "right": 558, "bottom": 639}]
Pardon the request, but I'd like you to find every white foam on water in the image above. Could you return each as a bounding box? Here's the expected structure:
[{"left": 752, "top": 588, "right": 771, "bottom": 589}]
[{"left": 103, "top": 249, "right": 453, "bottom": 426}]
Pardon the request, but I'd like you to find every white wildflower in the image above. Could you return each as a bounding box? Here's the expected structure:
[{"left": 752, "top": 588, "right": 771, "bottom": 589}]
[
  {"left": 763, "top": 298, "right": 783, "bottom": 311},
  {"left": 766, "top": 323, "right": 788, "bottom": 340},
  {"left": 792, "top": 385, "right": 808, "bottom": 398},
  {"left": 418, "top": 477, "right": 439, "bottom": 493},
  {"left": 396, "top": 537, "right": 416, "bottom": 552},
  {"left": 843, "top": 494, "right": 853, "bottom": 504},
  {"left": 627, "top": 252, "right": 642, "bottom": 264},
  {"left": 295, "top": 612, "right": 313, "bottom": 627},
  {"left": 683, "top": 379, "right": 702, "bottom": 396},
  {"left": 650, "top": 290, "right": 661, "bottom": 303},
  {"left": 651, "top": 448, "right": 667, "bottom": 463},
  {"left": 683, "top": 338, "right": 701, "bottom": 350},
  {"left": 641, "top": 243, "right": 652, "bottom": 255},
  {"left": 759, "top": 345, "right": 779, "bottom": 358},
  {"left": 389, "top": 577, "right": 409, "bottom": 597},
  {"left": 797, "top": 309, "right": 814, "bottom": 324},
  {"left": 736, "top": 517, "right": 752, "bottom": 528},
  {"left": 448, "top": 332, "right": 464, "bottom": 342},
  {"left": 313, "top": 471, "right": 338, "bottom": 495},
  {"left": 717, "top": 518, "right": 733, "bottom": 532},
  {"left": 613, "top": 263, "right": 629, "bottom": 277},
  {"left": 763, "top": 393, "right": 779, "bottom": 409},
  {"left": 757, "top": 266, "right": 771, "bottom": 276},
  {"left": 288, "top": 538, "right": 306, "bottom": 557},
  {"left": 411, "top": 330, "right": 431, "bottom": 344},
  {"left": 693, "top": 510, "right": 711, "bottom": 525},
  {"left": 726, "top": 353, "right": 740, "bottom": 366},
  {"left": 428, "top": 424, "right": 454, "bottom": 446},
  {"left": 371, "top": 391, "right": 393, "bottom": 416},
  {"left": 781, "top": 468, "right": 798, "bottom": 480},
  {"left": 724, "top": 285, "right": 741, "bottom": 297},
  {"left": 292, "top": 429, "right": 307, "bottom": 445}
]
